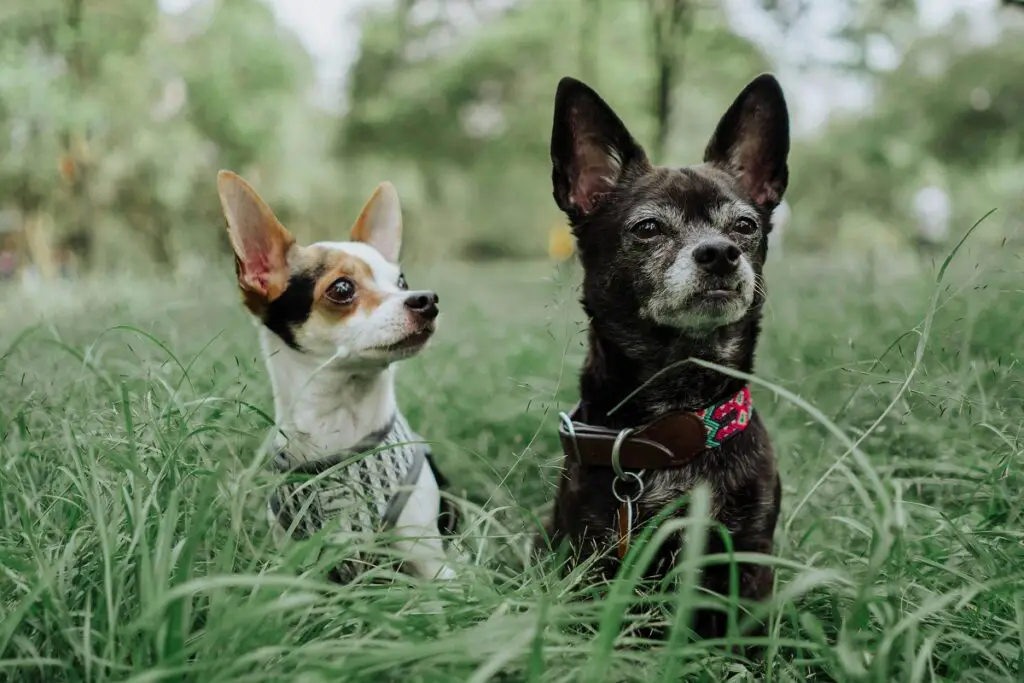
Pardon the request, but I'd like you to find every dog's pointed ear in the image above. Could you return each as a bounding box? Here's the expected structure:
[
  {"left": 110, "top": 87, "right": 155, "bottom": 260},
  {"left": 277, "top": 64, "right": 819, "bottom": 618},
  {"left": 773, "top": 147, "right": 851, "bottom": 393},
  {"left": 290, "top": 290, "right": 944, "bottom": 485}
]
[
  {"left": 351, "top": 182, "right": 402, "bottom": 263},
  {"left": 704, "top": 74, "right": 790, "bottom": 208},
  {"left": 550, "top": 77, "right": 649, "bottom": 220},
  {"left": 217, "top": 170, "right": 295, "bottom": 304}
]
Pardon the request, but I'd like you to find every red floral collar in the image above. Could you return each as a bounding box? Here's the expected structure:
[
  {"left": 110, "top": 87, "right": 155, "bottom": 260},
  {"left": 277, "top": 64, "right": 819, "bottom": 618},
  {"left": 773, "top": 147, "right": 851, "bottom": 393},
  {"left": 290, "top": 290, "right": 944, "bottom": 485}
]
[{"left": 694, "top": 386, "right": 753, "bottom": 447}]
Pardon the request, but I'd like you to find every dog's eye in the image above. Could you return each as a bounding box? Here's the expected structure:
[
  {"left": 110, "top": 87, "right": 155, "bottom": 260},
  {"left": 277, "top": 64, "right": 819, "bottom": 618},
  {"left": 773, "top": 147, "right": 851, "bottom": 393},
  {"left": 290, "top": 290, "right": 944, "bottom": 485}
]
[
  {"left": 630, "top": 219, "right": 662, "bottom": 240},
  {"left": 326, "top": 277, "right": 357, "bottom": 304},
  {"left": 734, "top": 217, "right": 758, "bottom": 235},
  {"left": 397, "top": 273, "right": 408, "bottom": 290}
]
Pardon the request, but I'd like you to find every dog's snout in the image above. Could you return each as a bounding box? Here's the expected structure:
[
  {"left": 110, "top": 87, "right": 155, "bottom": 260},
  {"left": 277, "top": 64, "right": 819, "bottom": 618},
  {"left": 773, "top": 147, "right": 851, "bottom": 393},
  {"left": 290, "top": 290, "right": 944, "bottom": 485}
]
[
  {"left": 692, "top": 240, "right": 741, "bottom": 275},
  {"left": 404, "top": 292, "right": 439, "bottom": 320}
]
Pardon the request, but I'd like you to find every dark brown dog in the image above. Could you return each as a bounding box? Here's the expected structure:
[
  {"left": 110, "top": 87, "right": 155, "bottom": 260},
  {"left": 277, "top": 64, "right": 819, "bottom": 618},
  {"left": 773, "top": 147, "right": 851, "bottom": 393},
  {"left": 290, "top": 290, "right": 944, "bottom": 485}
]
[{"left": 542, "top": 74, "right": 789, "bottom": 640}]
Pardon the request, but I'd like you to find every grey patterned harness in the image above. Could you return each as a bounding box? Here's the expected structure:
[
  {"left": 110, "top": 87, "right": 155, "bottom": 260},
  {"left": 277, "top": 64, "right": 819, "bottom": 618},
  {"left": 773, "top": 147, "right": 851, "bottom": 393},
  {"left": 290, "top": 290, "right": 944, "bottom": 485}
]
[{"left": 268, "top": 412, "right": 429, "bottom": 549}]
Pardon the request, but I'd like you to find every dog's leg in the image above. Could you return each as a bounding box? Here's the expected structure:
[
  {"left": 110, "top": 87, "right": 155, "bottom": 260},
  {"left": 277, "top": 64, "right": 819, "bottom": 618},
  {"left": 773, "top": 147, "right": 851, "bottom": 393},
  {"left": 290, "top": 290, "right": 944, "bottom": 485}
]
[
  {"left": 693, "top": 542, "right": 774, "bottom": 663},
  {"left": 393, "top": 462, "right": 457, "bottom": 580},
  {"left": 424, "top": 449, "right": 460, "bottom": 537}
]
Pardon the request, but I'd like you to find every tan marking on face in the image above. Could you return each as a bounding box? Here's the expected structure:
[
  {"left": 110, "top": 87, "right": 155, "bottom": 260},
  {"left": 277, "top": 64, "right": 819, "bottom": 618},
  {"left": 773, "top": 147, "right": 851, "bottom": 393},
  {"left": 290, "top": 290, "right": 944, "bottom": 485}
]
[{"left": 306, "top": 246, "right": 386, "bottom": 321}]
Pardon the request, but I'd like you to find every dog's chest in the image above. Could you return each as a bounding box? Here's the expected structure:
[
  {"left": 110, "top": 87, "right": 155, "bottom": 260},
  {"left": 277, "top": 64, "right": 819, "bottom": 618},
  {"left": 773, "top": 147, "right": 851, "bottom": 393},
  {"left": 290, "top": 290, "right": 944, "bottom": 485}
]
[
  {"left": 569, "top": 461, "right": 715, "bottom": 530},
  {"left": 269, "top": 413, "right": 426, "bottom": 566}
]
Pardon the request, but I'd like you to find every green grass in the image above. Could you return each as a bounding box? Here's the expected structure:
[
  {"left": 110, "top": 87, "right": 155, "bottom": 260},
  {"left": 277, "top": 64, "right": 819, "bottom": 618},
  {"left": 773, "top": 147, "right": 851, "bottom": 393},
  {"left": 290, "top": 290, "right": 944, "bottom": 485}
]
[{"left": 1, "top": 244, "right": 1023, "bottom": 682}]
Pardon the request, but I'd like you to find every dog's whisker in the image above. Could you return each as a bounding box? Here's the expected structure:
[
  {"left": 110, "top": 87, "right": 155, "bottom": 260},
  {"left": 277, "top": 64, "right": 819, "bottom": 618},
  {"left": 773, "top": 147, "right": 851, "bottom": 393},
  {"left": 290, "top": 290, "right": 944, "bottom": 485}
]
[{"left": 754, "top": 282, "right": 774, "bottom": 319}]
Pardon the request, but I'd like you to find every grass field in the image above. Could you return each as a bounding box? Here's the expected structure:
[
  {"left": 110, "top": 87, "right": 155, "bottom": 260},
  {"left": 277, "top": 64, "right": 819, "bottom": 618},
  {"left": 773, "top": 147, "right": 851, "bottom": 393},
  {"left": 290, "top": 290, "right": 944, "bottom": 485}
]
[{"left": 1, "top": 242, "right": 1023, "bottom": 682}]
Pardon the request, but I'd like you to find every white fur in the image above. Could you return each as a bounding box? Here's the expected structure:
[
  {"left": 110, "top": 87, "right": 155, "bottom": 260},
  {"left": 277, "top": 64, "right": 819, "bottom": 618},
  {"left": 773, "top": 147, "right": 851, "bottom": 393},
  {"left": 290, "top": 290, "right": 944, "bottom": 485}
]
[
  {"left": 642, "top": 237, "right": 756, "bottom": 330},
  {"left": 632, "top": 199, "right": 760, "bottom": 330},
  {"left": 392, "top": 456, "right": 457, "bottom": 579},
  {"left": 261, "top": 240, "right": 455, "bottom": 580}
]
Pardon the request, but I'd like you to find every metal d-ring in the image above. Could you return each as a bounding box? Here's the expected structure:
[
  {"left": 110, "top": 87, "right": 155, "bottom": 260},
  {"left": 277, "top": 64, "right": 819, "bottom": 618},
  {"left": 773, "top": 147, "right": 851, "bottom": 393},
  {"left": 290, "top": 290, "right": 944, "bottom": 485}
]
[
  {"left": 611, "top": 426, "right": 645, "bottom": 507},
  {"left": 558, "top": 412, "right": 580, "bottom": 462},
  {"left": 610, "top": 427, "right": 634, "bottom": 479},
  {"left": 612, "top": 470, "right": 645, "bottom": 504}
]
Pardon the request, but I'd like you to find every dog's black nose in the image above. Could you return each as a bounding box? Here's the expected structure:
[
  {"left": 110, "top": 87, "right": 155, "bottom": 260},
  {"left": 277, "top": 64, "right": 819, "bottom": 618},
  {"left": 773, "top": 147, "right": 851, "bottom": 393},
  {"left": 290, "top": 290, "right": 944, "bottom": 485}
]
[
  {"left": 404, "top": 292, "right": 439, "bottom": 320},
  {"left": 693, "top": 240, "right": 741, "bottom": 275}
]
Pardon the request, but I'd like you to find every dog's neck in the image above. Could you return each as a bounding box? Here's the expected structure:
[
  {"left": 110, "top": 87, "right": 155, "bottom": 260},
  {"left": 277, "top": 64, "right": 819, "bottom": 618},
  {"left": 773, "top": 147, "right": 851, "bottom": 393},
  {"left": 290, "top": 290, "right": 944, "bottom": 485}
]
[
  {"left": 578, "top": 312, "right": 760, "bottom": 430},
  {"left": 259, "top": 329, "right": 396, "bottom": 462}
]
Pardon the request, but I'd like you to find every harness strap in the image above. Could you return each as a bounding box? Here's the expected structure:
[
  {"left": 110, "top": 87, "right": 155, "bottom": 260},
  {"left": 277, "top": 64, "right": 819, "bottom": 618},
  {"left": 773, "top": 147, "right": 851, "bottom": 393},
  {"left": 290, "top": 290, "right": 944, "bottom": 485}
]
[
  {"left": 271, "top": 415, "right": 437, "bottom": 537},
  {"left": 380, "top": 442, "right": 427, "bottom": 530}
]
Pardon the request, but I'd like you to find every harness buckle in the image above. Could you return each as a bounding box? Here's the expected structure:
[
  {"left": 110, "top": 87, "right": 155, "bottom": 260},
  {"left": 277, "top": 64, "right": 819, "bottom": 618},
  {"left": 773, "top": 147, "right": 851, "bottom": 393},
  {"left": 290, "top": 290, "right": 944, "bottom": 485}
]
[{"left": 558, "top": 411, "right": 581, "bottom": 462}]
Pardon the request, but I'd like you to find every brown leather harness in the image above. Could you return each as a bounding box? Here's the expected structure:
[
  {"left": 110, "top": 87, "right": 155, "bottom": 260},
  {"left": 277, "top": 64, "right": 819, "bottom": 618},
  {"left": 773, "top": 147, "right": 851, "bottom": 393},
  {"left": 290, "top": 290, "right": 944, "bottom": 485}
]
[{"left": 558, "top": 388, "right": 752, "bottom": 559}]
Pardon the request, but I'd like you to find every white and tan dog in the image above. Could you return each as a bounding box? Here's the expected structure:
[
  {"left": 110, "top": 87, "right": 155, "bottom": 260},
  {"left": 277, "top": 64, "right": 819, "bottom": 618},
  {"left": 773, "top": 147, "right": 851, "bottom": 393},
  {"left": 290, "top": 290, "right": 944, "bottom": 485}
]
[{"left": 217, "top": 171, "right": 456, "bottom": 581}]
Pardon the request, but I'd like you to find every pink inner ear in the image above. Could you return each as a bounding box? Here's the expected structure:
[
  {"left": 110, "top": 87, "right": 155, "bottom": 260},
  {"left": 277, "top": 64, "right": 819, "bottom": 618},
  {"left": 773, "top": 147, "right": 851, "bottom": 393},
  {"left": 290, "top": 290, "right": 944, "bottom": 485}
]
[
  {"left": 567, "top": 124, "right": 620, "bottom": 214},
  {"left": 732, "top": 132, "right": 782, "bottom": 207},
  {"left": 742, "top": 167, "right": 780, "bottom": 207},
  {"left": 238, "top": 240, "right": 276, "bottom": 293},
  {"left": 243, "top": 256, "right": 271, "bottom": 290},
  {"left": 571, "top": 170, "right": 606, "bottom": 213},
  {"left": 571, "top": 160, "right": 616, "bottom": 214},
  {"left": 749, "top": 184, "right": 778, "bottom": 207}
]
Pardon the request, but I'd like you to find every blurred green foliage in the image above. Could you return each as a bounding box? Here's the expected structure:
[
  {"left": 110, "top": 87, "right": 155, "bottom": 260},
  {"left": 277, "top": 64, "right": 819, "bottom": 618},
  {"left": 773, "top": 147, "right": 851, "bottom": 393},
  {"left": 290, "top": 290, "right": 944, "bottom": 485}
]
[
  {"left": 0, "top": 0, "right": 1021, "bottom": 273},
  {"left": 787, "top": 17, "right": 1024, "bottom": 251}
]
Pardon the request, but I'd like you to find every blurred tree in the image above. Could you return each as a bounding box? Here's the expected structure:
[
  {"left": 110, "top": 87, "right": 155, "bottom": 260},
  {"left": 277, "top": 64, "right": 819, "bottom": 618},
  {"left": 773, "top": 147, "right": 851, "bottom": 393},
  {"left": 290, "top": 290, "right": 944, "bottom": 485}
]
[
  {"left": 178, "top": 0, "right": 314, "bottom": 173},
  {"left": 0, "top": 0, "right": 323, "bottom": 273},
  {"left": 785, "top": 20, "right": 1024, "bottom": 250},
  {"left": 759, "top": 0, "right": 917, "bottom": 72},
  {"left": 60, "top": 0, "right": 161, "bottom": 270},
  {"left": 648, "top": 0, "right": 694, "bottom": 163},
  {"left": 577, "top": 0, "right": 602, "bottom": 84},
  {"left": 879, "top": 31, "right": 1024, "bottom": 169},
  {"left": 0, "top": 0, "right": 796, "bottom": 270},
  {"left": 338, "top": 0, "right": 767, "bottom": 259},
  {"left": 339, "top": 0, "right": 560, "bottom": 196},
  {"left": 0, "top": 0, "right": 74, "bottom": 278}
]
